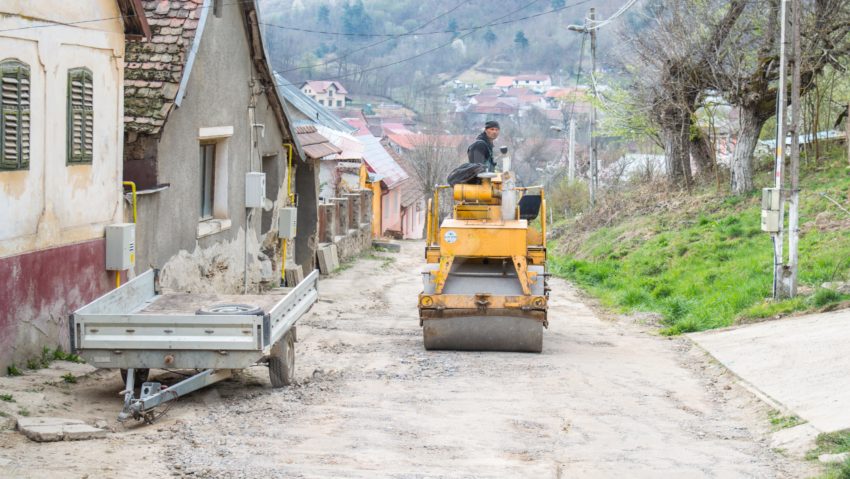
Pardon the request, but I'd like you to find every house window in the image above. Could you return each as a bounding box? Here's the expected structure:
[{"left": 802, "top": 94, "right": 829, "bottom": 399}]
[
  {"left": 1, "top": 59, "right": 30, "bottom": 170},
  {"left": 318, "top": 99, "right": 324, "bottom": 105},
  {"left": 67, "top": 68, "right": 94, "bottom": 164},
  {"left": 200, "top": 143, "right": 216, "bottom": 218},
  {"left": 197, "top": 126, "right": 233, "bottom": 237},
  {"left": 336, "top": 100, "right": 342, "bottom": 107},
  {"left": 328, "top": 89, "right": 334, "bottom": 97}
]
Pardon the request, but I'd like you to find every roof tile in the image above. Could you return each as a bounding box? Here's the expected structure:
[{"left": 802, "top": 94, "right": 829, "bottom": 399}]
[{"left": 124, "top": 0, "right": 204, "bottom": 134}]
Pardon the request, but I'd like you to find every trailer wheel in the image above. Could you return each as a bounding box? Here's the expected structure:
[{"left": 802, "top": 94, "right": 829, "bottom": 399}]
[
  {"left": 269, "top": 331, "right": 295, "bottom": 388},
  {"left": 120, "top": 368, "right": 150, "bottom": 385}
]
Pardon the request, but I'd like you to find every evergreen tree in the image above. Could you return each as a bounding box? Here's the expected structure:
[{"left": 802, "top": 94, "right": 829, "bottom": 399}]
[
  {"left": 514, "top": 31, "right": 529, "bottom": 50},
  {"left": 342, "top": 0, "right": 373, "bottom": 36},
  {"left": 317, "top": 5, "right": 330, "bottom": 25},
  {"left": 483, "top": 29, "right": 496, "bottom": 47}
]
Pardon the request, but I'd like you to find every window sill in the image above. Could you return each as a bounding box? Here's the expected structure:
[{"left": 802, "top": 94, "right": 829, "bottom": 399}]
[{"left": 197, "top": 218, "right": 231, "bottom": 238}]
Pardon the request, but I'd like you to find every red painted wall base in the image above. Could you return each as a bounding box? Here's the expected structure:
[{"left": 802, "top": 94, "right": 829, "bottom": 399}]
[{"left": 0, "top": 239, "right": 111, "bottom": 371}]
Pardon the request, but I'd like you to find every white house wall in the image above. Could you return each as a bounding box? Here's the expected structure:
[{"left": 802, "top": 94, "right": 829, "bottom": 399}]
[{"left": 0, "top": 1, "right": 125, "bottom": 257}]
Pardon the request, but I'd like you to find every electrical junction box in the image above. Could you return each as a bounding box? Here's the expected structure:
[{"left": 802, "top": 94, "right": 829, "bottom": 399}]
[
  {"left": 245, "top": 172, "right": 266, "bottom": 208},
  {"left": 761, "top": 187, "right": 782, "bottom": 233},
  {"left": 105, "top": 223, "right": 135, "bottom": 271},
  {"left": 278, "top": 207, "right": 297, "bottom": 239},
  {"left": 761, "top": 209, "right": 781, "bottom": 233},
  {"left": 762, "top": 187, "right": 782, "bottom": 210}
]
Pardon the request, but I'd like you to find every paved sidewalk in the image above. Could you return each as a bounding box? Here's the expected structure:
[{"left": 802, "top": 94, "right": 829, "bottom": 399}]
[{"left": 689, "top": 309, "right": 850, "bottom": 433}]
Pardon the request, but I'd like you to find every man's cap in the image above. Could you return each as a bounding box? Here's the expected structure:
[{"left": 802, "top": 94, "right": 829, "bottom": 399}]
[{"left": 485, "top": 120, "right": 500, "bottom": 129}]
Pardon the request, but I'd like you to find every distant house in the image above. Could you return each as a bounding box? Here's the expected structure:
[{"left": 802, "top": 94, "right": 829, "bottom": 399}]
[
  {"left": 514, "top": 74, "right": 551, "bottom": 88},
  {"left": 122, "top": 0, "right": 314, "bottom": 291},
  {"left": 300, "top": 80, "right": 348, "bottom": 109},
  {"left": 0, "top": 0, "right": 149, "bottom": 372}
]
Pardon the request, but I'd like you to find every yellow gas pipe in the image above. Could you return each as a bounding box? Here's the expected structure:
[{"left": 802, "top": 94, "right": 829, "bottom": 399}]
[
  {"left": 115, "top": 181, "right": 138, "bottom": 288},
  {"left": 281, "top": 144, "right": 294, "bottom": 285}
]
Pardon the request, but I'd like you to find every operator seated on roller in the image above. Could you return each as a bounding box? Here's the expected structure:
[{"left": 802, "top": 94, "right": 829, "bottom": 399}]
[{"left": 467, "top": 120, "right": 500, "bottom": 172}]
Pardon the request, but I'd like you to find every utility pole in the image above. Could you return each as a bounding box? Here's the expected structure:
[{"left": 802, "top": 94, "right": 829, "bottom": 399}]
[
  {"left": 771, "top": 0, "right": 789, "bottom": 300},
  {"left": 589, "top": 8, "right": 598, "bottom": 207},
  {"left": 568, "top": 117, "right": 576, "bottom": 181},
  {"left": 783, "top": 0, "right": 801, "bottom": 297},
  {"left": 568, "top": 7, "right": 597, "bottom": 206}
]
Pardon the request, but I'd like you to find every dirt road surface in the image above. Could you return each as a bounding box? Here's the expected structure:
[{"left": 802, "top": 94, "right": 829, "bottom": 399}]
[{"left": 0, "top": 242, "right": 814, "bottom": 478}]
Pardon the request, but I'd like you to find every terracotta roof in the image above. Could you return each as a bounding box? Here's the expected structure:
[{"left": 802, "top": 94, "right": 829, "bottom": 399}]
[
  {"left": 124, "top": 0, "right": 205, "bottom": 134},
  {"left": 301, "top": 80, "right": 348, "bottom": 95},
  {"left": 343, "top": 118, "right": 372, "bottom": 136},
  {"left": 505, "top": 87, "right": 529, "bottom": 97},
  {"left": 386, "top": 132, "right": 415, "bottom": 151},
  {"left": 494, "top": 76, "right": 514, "bottom": 88},
  {"left": 295, "top": 125, "right": 342, "bottom": 159}
]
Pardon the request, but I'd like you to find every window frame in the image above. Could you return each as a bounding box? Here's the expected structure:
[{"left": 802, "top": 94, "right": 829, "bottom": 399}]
[
  {"left": 66, "top": 67, "right": 94, "bottom": 165},
  {"left": 0, "top": 59, "right": 31, "bottom": 171},
  {"left": 200, "top": 142, "right": 216, "bottom": 220}
]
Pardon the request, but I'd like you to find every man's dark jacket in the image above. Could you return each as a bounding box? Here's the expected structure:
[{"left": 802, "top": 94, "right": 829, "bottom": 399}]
[{"left": 467, "top": 132, "right": 495, "bottom": 171}]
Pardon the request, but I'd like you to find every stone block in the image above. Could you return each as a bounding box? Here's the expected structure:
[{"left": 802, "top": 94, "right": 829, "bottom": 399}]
[{"left": 17, "top": 417, "right": 106, "bottom": 442}]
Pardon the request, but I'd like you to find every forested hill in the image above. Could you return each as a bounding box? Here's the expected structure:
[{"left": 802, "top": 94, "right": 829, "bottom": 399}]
[{"left": 258, "top": 0, "right": 630, "bottom": 97}]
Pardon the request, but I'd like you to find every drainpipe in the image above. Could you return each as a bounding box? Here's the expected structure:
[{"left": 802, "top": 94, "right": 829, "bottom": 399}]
[{"left": 281, "top": 143, "right": 294, "bottom": 285}]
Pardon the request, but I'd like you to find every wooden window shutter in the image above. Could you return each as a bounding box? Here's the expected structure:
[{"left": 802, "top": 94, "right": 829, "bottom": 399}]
[
  {"left": 0, "top": 60, "right": 30, "bottom": 170},
  {"left": 67, "top": 68, "right": 93, "bottom": 164}
]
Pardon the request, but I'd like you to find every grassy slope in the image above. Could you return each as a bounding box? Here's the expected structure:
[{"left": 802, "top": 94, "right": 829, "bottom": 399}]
[{"left": 550, "top": 148, "right": 850, "bottom": 334}]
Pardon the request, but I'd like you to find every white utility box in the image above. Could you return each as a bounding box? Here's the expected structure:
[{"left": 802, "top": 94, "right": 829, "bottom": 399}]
[
  {"left": 106, "top": 223, "right": 135, "bottom": 271},
  {"left": 245, "top": 172, "right": 266, "bottom": 208},
  {"left": 760, "top": 187, "right": 782, "bottom": 233},
  {"left": 278, "top": 207, "right": 297, "bottom": 239}
]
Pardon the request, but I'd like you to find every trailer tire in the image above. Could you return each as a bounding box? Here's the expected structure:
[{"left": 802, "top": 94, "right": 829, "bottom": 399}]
[
  {"left": 120, "top": 368, "right": 150, "bottom": 385},
  {"left": 269, "top": 331, "right": 295, "bottom": 388}
]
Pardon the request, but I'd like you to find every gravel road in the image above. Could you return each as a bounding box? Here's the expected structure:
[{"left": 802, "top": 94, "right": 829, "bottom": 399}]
[{"left": 0, "top": 241, "right": 814, "bottom": 478}]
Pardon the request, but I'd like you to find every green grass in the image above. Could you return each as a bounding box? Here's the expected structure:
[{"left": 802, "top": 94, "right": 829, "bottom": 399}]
[
  {"left": 0, "top": 394, "right": 13, "bottom": 402},
  {"left": 61, "top": 373, "right": 77, "bottom": 384},
  {"left": 17, "top": 407, "right": 29, "bottom": 417},
  {"left": 551, "top": 149, "right": 850, "bottom": 334},
  {"left": 807, "top": 430, "right": 850, "bottom": 479},
  {"left": 7, "top": 365, "right": 22, "bottom": 377},
  {"left": 768, "top": 409, "right": 805, "bottom": 430}
]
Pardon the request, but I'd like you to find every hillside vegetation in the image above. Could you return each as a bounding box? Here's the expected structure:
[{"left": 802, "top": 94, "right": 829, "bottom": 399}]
[{"left": 550, "top": 147, "right": 850, "bottom": 335}]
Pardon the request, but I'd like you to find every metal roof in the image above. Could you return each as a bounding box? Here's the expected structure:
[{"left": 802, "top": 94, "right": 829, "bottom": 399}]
[
  {"left": 273, "top": 72, "right": 356, "bottom": 134},
  {"left": 359, "top": 135, "right": 409, "bottom": 190}
]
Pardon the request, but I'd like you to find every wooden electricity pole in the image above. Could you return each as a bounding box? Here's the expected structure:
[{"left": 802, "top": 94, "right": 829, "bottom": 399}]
[
  {"left": 772, "top": 0, "right": 789, "bottom": 299},
  {"left": 589, "top": 8, "right": 598, "bottom": 207},
  {"left": 784, "top": 0, "right": 801, "bottom": 297},
  {"left": 568, "top": 8, "right": 597, "bottom": 207}
]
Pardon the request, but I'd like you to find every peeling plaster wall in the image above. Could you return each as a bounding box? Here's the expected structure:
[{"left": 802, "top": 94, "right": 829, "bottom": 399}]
[
  {"left": 0, "top": 3, "right": 126, "bottom": 372},
  {"left": 132, "top": 1, "right": 308, "bottom": 292}
]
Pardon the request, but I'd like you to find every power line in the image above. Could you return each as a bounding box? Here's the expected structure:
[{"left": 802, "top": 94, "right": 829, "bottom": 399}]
[
  {"left": 260, "top": 0, "right": 594, "bottom": 38},
  {"left": 274, "top": 0, "right": 469, "bottom": 75},
  {"left": 0, "top": 0, "right": 255, "bottom": 33},
  {"left": 273, "top": 0, "right": 595, "bottom": 89},
  {"left": 583, "top": 0, "right": 639, "bottom": 31}
]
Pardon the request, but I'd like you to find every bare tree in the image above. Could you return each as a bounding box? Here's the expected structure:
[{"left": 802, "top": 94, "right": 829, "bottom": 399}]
[
  {"left": 708, "top": 0, "right": 850, "bottom": 194},
  {"left": 622, "top": 1, "right": 748, "bottom": 189}
]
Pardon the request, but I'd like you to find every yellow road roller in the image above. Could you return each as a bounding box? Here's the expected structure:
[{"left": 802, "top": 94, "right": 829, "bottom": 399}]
[{"left": 419, "top": 156, "right": 548, "bottom": 352}]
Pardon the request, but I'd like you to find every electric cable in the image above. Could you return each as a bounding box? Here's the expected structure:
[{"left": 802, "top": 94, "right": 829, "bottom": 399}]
[{"left": 272, "top": 0, "right": 598, "bottom": 89}]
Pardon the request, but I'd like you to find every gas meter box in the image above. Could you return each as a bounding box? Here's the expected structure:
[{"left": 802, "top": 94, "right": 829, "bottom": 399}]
[
  {"left": 760, "top": 188, "right": 781, "bottom": 233},
  {"left": 106, "top": 223, "right": 135, "bottom": 270},
  {"left": 278, "top": 207, "right": 297, "bottom": 239},
  {"left": 245, "top": 172, "right": 266, "bottom": 208}
]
